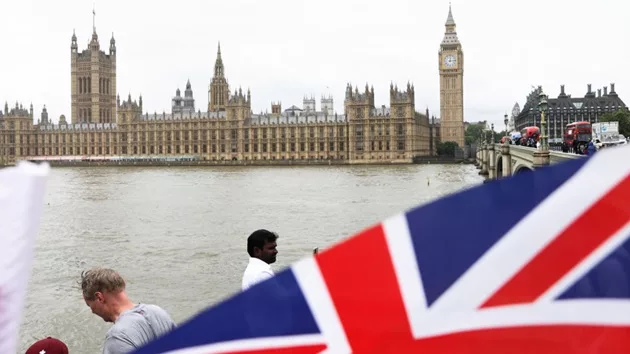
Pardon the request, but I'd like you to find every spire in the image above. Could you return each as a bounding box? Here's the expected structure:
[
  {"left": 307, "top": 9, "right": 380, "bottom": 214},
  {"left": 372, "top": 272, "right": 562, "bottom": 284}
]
[
  {"left": 71, "top": 29, "right": 78, "bottom": 52},
  {"left": 109, "top": 32, "right": 116, "bottom": 55},
  {"left": 214, "top": 41, "right": 224, "bottom": 78},
  {"left": 441, "top": 3, "right": 460, "bottom": 45},
  {"left": 446, "top": 2, "right": 455, "bottom": 26}
]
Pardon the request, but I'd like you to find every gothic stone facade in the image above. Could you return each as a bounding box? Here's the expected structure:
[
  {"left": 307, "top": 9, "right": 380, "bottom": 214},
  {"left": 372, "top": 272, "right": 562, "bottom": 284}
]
[
  {"left": 0, "top": 85, "right": 430, "bottom": 165},
  {"left": 515, "top": 84, "right": 627, "bottom": 143},
  {"left": 0, "top": 7, "right": 466, "bottom": 166}
]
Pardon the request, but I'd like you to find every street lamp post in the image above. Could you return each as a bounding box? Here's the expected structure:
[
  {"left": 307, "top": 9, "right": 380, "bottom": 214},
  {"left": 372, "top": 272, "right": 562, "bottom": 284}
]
[
  {"left": 504, "top": 113, "right": 509, "bottom": 145},
  {"left": 504, "top": 114, "right": 509, "bottom": 133},
  {"left": 491, "top": 123, "right": 495, "bottom": 144},
  {"left": 538, "top": 90, "right": 549, "bottom": 151}
]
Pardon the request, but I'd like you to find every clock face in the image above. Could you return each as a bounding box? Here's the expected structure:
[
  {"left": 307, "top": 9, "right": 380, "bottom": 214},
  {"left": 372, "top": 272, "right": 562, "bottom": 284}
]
[{"left": 444, "top": 55, "right": 456, "bottom": 68}]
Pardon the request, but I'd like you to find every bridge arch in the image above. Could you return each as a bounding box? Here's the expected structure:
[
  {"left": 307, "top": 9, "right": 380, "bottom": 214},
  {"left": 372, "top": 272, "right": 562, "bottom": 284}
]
[
  {"left": 513, "top": 164, "right": 534, "bottom": 174},
  {"left": 496, "top": 154, "right": 503, "bottom": 178}
]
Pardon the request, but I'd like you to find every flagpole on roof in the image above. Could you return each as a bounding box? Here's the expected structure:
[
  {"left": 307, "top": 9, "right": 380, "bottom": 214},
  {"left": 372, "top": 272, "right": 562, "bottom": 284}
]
[{"left": 92, "top": 4, "right": 96, "bottom": 33}]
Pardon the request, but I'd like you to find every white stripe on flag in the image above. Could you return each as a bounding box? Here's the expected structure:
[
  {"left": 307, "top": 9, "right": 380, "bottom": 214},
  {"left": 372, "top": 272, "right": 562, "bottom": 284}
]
[
  {"left": 160, "top": 334, "right": 325, "bottom": 354},
  {"left": 382, "top": 214, "right": 429, "bottom": 337},
  {"left": 0, "top": 162, "right": 50, "bottom": 354},
  {"left": 293, "top": 257, "right": 352, "bottom": 353},
  {"left": 427, "top": 145, "right": 630, "bottom": 315},
  {"left": 415, "top": 299, "right": 630, "bottom": 338}
]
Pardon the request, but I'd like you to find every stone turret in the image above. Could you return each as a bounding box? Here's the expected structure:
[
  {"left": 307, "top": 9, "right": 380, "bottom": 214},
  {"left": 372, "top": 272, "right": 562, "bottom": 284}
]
[
  {"left": 271, "top": 101, "right": 282, "bottom": 116},
  {"left": 321, "top": 95, "right": 334, "bottom": 116},
  {"left": 172, "top": 80, "right": 195, "bottom": 114},
  {"left": 390, "top": 81, "right": 415, "bottom": 104},
  {"left": 226, "top": 86, "right": 251, "bottom": 120},
  {"left": 303, "top": 95, "right": 316, "bottom": 112},
  {"left": 116, "top": 94, "right": 142, "bottom": 124},
  {"left": 390, "top": 82, "right": 415, "bottom": 119},
  {"left": 345, "top": 82, "right": 375, "bottom": 107},
  {"left": 40, "top": 105, "right": 50, "bottom": 125},
  {"left": 344, "top": 82, "right": 375, "bottom": 120}
]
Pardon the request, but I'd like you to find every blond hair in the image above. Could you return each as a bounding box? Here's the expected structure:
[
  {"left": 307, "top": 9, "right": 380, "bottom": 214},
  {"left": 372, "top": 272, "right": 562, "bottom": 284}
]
[{"left": 80, "top": 268, "right": 126, "bottom": 300}]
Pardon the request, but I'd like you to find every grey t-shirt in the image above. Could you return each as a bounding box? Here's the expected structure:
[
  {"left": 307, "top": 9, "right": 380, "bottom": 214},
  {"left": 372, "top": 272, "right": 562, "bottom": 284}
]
[{"left": 103, "top": 303, "right": 176, "bottom": 354}]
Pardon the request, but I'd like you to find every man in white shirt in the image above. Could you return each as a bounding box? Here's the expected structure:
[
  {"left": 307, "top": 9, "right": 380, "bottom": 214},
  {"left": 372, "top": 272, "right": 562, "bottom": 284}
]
[{"left": 242, "top": 229, "right": 279, "bottom": 291}]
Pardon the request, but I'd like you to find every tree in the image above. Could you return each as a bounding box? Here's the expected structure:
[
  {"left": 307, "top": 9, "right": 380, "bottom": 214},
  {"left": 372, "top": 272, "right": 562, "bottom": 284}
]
[
  {"left": 437, "top": 141, "right": 459, "bottom": 156},
  {"left": 465, "top": 123, "right": 485, "bottom": 145},
  {"left": 600, "top": 109, "right": 630, "bottom": 136}
]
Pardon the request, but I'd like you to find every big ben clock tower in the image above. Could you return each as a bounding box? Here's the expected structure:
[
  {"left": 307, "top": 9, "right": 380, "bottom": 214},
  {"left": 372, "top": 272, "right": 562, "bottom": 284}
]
[{"left": 439, "top": 4, "right": 465, "bottom": 149}]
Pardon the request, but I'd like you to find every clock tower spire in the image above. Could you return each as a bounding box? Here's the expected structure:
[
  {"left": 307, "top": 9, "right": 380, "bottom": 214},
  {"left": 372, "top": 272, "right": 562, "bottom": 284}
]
[{"left": 439, "top": 3, "right": 465, "bottom": 150}]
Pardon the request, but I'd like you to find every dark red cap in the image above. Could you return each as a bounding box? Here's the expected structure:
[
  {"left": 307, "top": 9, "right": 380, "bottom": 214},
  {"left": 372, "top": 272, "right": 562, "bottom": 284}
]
[{"left": 25, "top": 337, "right": 69, "bottom": 354}]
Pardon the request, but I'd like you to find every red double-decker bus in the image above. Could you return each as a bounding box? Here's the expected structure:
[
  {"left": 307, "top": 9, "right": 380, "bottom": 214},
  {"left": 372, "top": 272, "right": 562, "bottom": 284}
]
[{"left": 562, "top": 121, "right": 592, "bottom": 153}]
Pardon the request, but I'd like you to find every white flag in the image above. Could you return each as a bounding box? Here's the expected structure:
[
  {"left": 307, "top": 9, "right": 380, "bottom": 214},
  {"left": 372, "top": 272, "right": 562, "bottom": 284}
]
[{"left": 0, "top": 162, "right": 50, "bottom": 354}]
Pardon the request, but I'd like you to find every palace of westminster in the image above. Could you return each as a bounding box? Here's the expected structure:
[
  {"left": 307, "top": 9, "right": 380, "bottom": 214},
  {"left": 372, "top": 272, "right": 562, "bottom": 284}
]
[{"left": 0, "top": 6, "right": 466, "bottom": 165}]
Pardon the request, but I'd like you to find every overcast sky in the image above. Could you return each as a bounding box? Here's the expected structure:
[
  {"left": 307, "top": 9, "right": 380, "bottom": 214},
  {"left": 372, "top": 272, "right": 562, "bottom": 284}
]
[{"left": 1, "top": 0, "right": 628, "bottom": 129}]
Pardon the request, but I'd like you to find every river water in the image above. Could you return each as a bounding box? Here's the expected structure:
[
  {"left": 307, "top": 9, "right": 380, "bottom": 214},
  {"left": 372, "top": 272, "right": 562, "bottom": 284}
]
[{"left": 18, "top": 164, "right": 483, "bottom": 353}]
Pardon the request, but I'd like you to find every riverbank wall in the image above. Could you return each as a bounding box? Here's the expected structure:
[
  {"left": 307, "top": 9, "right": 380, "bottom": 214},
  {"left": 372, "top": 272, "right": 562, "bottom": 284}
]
[{"left": 2, "top": 157, "right": 475, "bottom": 168}]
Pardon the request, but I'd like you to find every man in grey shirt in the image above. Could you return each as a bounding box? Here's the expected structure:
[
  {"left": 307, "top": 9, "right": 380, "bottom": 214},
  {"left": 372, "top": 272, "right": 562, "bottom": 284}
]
[{"left": 81, "top": 268, "right": 176, "bottom": 354}]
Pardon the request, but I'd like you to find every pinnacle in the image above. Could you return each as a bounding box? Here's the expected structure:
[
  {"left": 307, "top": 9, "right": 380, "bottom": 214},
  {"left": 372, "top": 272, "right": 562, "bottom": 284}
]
[{"left": 446, "top": 3, "right": 456, "bottom": 26}]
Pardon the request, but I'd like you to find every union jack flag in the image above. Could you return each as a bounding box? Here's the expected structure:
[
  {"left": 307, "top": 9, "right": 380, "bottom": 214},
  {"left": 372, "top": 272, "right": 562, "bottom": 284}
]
[{"left": 133, "top": 145, "right": 630, "bottom": 354}]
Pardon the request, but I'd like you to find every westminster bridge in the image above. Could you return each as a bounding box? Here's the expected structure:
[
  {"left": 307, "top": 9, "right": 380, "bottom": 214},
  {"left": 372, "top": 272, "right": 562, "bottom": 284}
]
[{"left": 475, "top": 142, "right": 585, "bottom": 180}]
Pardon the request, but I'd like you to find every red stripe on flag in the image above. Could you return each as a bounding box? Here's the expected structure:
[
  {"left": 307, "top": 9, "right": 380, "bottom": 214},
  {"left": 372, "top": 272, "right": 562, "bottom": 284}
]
[
  {"left": 220, "top": 344, "right": 326, "bottom": 354},
  {"left": 316, "top": 224, "right": 414, "bottom": 352},
  {"left": 482, "top": 174, "right": 630, "bottom": 308},
  {"left": 414, "top": 325, "right": 630, "bottom": 354}
]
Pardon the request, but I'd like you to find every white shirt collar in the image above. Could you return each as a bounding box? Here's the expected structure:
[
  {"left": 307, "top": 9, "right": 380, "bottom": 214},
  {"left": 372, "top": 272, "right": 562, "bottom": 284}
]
[
  {"left": 247, "top": 257, "right": 272, "bottom": 271},
  {"left": 242, "top": 257, "right": 275, "bottom": 290}
]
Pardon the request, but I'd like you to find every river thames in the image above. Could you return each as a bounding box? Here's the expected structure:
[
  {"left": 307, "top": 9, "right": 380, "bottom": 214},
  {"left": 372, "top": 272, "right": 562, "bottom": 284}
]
[{"left": 19, "top": 164, "right": 483, "bottom": 353}]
